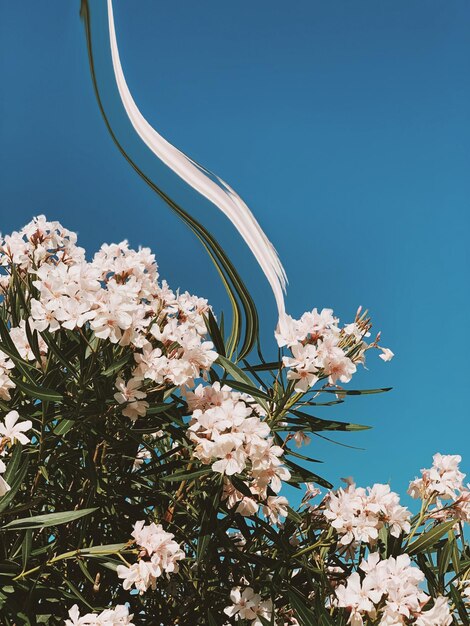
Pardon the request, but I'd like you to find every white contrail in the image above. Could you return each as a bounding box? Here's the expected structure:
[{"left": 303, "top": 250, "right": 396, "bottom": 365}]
[{"left": 107, "top": 0, "right": 287, "bottom": 316}]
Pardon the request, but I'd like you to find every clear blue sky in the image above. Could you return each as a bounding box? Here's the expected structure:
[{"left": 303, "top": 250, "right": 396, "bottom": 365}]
[{"left": 0, "top": 1, "right": 469, "bottom": 500}]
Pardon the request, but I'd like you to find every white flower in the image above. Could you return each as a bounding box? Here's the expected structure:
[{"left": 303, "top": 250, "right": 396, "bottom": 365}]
[
  {"left": 65, "top": 604, "right": 134, "bottom": 626},
  {"left": 335, "top": 553, "right": 428, "bottom": 626},
  {"left": 283, "top": 343, "right": 320, "bottom": 392},
  {"left": 132, "top": 446, "right": 152, "bottom": 471},
  {"left": 10, "top": 320, "right": 48, "bottom": 361},
  {"left": 293, "top": 431, "right": 311, "bottom": 448},
  {"left": 117, "top": 560, "right": 155, "bottom": 594},
  {"left": 275, "top": 314, "right": 303, "bottom": 348},
  {"left": 188, "top": 383, "right": 290, "bottom": 489},
  {"left": 462, "top": 580, "right": 470, "bottom": 601},
  {"left": 278, "top": 306, "right": 389, "bottom": 393},
  {"left": 211, "top": 440, "right": 247, "bottom": 476},
  {"left": 0, "top": 471, "right": 10, "bottom": 496},
  {"left": 0, "top": 370, "right": 15, "bottom": 401},
  {"left": 303, "top": 482, "right": 321, "bottom": 501},
  {"left": 408, "top": 453, "right": 465, "bottom": 502},
  {"left": 65, "top": 604, "right": 85, "bottom": 626},
  {"left": 224, "top": 587, "right": 272, "bottom": 624},
  {"left": 262, "top": 495, "right": 289, "bottom": 524},
  {"left": 324, "top": 482, "right": 410, "bottom": 545},
  {"left": 323, "top": 348, "right": 356, "bottom": 385},
  {"left": 415, "top": 597, "right": 452, "bottom": 626},
  {"left": 335, "top": 572, "right": 378, "bottom": 625},
  {"left": 236, "top": 496, "right": 259, "bottom": 517},
  {"left": 117, "top": 521, "right": 184, "bottom": 594},
  {"left": 0, "top": 411, "right": 32, "bottom": 446},
  {"left": 114, "top": 377, "right": 149, "bottom": 422},
  {"left": 379, "top": 348, "right": 394, "bottom": 362}
]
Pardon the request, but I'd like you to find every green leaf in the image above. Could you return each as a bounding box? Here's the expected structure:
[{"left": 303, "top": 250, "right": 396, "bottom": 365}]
[
  {"left": 21, "top": 529, "right": 33, "bottom": 571},
  {"left": 41, "top": 331, "right": 79, "bottom": 380},
  {"left": 449, "top": 583, "right": 470, "bottom": 626},
  {"left": 11, "top": 377, "right": 63, "bottom": 403},
  {"left": 224, "top": 379, "right": 271, "bottom": 402},
  {"left": 243, "top": 361, "right": 282, "bottom": 372},
  {"left": 53, "top": 419, "right": 75, "bottom": 437},
  {"left": 2, "top": 507, "right": 98, "bottom": 531},
  {"left": 288, "top": 587, "right": 316, "bottom": 625},
  {"left": 230, "top": 475, "right": 253, "bottom": 499},
  {"left": 287, "top": 507, "right": 303, "bottom": 524},
  {"left": 284, "top": 458, "right": 333, "bottom": 489},
  {"left": 217, "top": 355, "right": 269, "bottom": 408},
  {"left": 160, "top": 468, "right": 211, "bottom": 482},
  {"left": 217, "top": 355, "right": 257, "bottom": 387},
  {"left": 407, "top": 519, "right": 457, "bottom": 555},
  {"left": 101, "top": 352, "right": 132, "bottom": 377},
  {"left": 207, "top": 610, "right": 218, "bottom": 626},
  {"left": 204, "top": 310, "right": 226, "bottom": 357},
  {"left": 438, "top": 530, "right": 455, "bottom": 579},
  {"left": 197, "top": 509, "right": 212, "bottom": 564},
  {"left": 0, "top": 451, "right": 29, "bottom": 514},
  {"left": 80, "top": 543, "right": 127, "bottom": 555},
  {"left": 77, "top": 559, "right": 95, "bottom": 585},
  {"left": 319, "top": 387, "right": 392, "bottom": 396},
  {"left": 289, "top": 409, "right": 370, "bottom": 432}
]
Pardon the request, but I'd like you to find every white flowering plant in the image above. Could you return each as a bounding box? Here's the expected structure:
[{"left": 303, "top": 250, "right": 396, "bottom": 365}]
[{"left": 0, "top": 217, "right": 467, "bottom": 626}]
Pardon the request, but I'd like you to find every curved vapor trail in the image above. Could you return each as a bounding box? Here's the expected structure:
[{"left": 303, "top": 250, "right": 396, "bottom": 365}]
[{"left": 107, "top": 0, "right": 287, "bottom": 316}]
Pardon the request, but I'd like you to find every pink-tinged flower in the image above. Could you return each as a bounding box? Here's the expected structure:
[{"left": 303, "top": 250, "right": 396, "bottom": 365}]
[
  {"left": 0, "top": 457, "right": 10, "bottom": 496},
  {"left": 117, "top": 520, "right": 185, "bottom": 594},
  {"left": 335, "top": 572, "right": 378, "bottom": 625},
  {"left": 408, "top": 453, "right": 465, "bottom": 502},
  {"left": 211, "top": 441, "right": 247, "bottom": 476},
  {"left": 114, "top": 377, "right": 149, "bottom": 422},
  {"left": 222, "top": 479, "right": 259, "bottom": 517},
  {"left": 462, "top": 581, "right": 470, "bottom": 601},
  {"left": 262, "top": 495, "right": 289, "bottom": 524},
  {"left": 117, "top": 560, "right": 155, "bottom": 594},
  {"left": 303, "top": 482, "right": 321, "bottom": 501},
  {"left": 324, "top": 482, "right": 410, "bottom": 546},
  {"left": 275, "top": 314, "right": 304, "bottom": 348},
  {"left": 65, "top": 603, "right": 135, "bottom": 625},
  {"left": 0, "top": 411, "right": 32, "bottom": 446},
  {"left": 283, "top": 343, "right": 320, "bottom": 392},
  {"left": 10, "top": 320, "right": 48, "bottom": 361},
  {"left": 0, "top": 371, "right": 15, "bottom": 402},
  {"left": 415, "top": 597, "right": 452, "bottom": 626},
  {"left": 293, "top": 431, "right": 311, "bottom": 448},
  {"left": 54, "top": 297, "right": 96, "bottom": 330},
  {"left": 64, "top": 605, "right": 84, "bottom": 626},
  {"left": 379, "top": 347, "right": 394, "bottom": 362},
  {"left": 335, "top": 553, "right": 428, "bottom": 626},
  {"left": 224, "top": 587, "right": 273, "bottom": 623},
  {"left": 323, "top": 349, "right": 357, "bottom": 385}
]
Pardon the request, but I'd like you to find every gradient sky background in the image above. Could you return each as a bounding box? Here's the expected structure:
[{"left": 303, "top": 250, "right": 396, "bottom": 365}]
[{"left": 0, "top": 1, "right": 469, "bottom": 502}]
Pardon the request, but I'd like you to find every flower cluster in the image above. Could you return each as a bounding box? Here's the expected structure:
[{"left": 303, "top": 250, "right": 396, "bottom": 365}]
[
  {"left": 224, "top": 587, "right": 273, "bottom": 626},
  {"left": 324, "top": 481, "right": 411, "bottom": 546},
  {"left": 65, "top": 604, "right": 134, "bottom": 626},
  {"left": 0, "top": 350, "right": 15, "bottom": 402},
  {"left": 0, "top": 216, "right": 218, "bottom": 420},
  {"left": 116, "top": 520, "right": 184, "bottom": 594},
  {"left": 408, "top": 453, "right": 470, "bottom": 521},
  {"left": 335, "top": 552, "right": 452, "bottom": 626},
  {"left": 276, "top": 307, "right": 392, "bottom": 392},
  {"left": 0, "top": 410, "right": 32, "bottom": 495},
  {"left": 186, "top": 382, "right": 291, "bottom": 522}
]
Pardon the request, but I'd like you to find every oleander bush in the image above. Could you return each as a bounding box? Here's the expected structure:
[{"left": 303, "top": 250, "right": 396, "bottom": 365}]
[{"left": 0, "top": 217, "right": 467, "bottom": 625}]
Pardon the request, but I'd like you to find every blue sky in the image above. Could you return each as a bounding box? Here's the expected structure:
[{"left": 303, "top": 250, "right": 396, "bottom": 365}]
[{"left": 0, "top": 1, "right": 469, "bottom": 501}]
